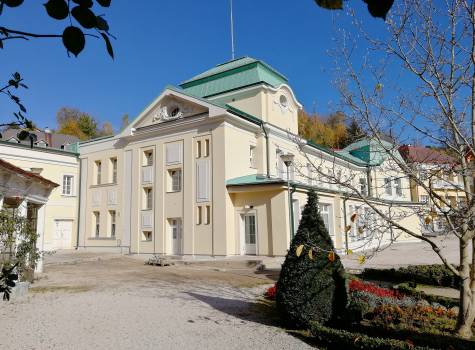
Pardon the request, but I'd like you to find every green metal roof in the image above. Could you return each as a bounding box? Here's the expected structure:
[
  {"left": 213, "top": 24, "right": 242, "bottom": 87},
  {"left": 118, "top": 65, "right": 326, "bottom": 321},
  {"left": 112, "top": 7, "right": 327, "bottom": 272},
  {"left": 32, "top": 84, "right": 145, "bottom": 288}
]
[
  {"left": 340, "top": 137, "right": 401, "bottom": 166},
  {"left": 226, "top": 174, "right": 285, "bottom": 186},
  {"left": 179, "top": 57, "right": 288, "bottom": 98}
]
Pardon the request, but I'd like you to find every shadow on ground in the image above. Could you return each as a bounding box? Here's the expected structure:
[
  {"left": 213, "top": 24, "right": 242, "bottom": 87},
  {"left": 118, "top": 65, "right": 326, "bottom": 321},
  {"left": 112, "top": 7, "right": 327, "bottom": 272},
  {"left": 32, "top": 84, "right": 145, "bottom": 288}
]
[{"left": 186, "top": 292, "right": 316, "bottom": 346}]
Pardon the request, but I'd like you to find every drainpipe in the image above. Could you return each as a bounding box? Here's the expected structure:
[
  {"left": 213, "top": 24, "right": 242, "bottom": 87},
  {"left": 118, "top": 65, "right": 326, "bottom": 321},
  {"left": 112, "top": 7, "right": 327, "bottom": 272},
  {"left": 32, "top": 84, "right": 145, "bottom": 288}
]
[
  {"left": 261, "top": 123, "right": 270, "bottom": 178},
  {"left": 75, "top": 157, "right": 82, "bottom": 249},
  {"left": 290, "top": 185, "right": 296, "bottom": 238},
  {"left": 366, "top": 166, "right": 373, "bottom": 197},
  {"left": 343, "top": 196, "right": 349, "bottom": 254}
]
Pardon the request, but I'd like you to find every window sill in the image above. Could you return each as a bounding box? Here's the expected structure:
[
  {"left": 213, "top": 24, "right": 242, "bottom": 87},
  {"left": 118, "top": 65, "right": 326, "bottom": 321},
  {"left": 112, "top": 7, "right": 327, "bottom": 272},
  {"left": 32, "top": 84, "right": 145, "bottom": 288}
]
[
  {"left": 90, "top": 183, "right": 117, "bottom": 188},
  {"left": 61, "top": 194, "right": 76, "bottom": 198},
  {"left": 141, "top": 240, "right": 153, "bottom": 242},
  {"left": 166, "top": 190, "right": 182, "bottom": 194},
  {"left": 88, "top": 237, "right": 116, "bottom": 240}
]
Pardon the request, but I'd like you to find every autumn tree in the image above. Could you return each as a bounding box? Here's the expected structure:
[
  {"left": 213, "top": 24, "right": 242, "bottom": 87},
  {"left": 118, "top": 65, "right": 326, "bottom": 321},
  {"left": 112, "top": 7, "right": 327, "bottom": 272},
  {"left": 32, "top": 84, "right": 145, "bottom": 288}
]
[
  {"left": 300, "top": 0, "right": 475, "bottom": 338},
  {"left": 56, "top": 107, "right": 113, "bottom": 140},
  {"left": 298, "top": 110, "right": 349, "bottom": 149},
  {"left": 0, "top": 0, "right": 114, "bottom": 138}
]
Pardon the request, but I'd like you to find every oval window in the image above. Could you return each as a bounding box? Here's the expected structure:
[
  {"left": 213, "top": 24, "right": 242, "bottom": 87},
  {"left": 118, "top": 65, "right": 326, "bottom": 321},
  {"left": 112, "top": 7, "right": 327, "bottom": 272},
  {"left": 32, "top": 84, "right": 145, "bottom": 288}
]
[
  {"left": 170, "top": 107, "right": 180, "bottom": 117},
  {"left": 279, "top": 95, "right": 288, "bottom": 108}
]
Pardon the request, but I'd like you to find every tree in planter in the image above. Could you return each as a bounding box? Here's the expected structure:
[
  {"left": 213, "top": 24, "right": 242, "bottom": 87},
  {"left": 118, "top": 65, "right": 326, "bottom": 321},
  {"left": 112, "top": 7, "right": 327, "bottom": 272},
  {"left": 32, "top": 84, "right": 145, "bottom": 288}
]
[
  {"left": 276, "top": 189, "right": 347, "bottom": 328},
  {"left": 0, "top": 208, "right": 39, "bottom": 301}
]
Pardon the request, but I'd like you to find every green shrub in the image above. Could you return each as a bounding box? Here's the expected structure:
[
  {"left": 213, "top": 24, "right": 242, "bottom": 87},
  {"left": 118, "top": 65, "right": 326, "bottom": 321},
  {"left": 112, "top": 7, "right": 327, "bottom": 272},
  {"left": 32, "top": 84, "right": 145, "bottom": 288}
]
[
  {"left": 361, "top": 265, "right": 461, "bottom": 288},
  {"left": 310, "top": 322, "right": 434, "bottom": 350},
  {"left": 276, "top": 190, "right": 347, "bottom": 328},
  {"left": 353, "top": 323, "right": 475, "bottom": 350}
]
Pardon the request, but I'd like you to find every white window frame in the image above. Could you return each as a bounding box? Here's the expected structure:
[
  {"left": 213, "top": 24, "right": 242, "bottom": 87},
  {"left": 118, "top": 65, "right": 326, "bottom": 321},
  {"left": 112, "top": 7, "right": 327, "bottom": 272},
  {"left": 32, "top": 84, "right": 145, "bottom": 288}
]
[
  {"left": 93, "top": 211, "right": 100, "bottom": 237},
  {"left": 109, "top": 210, "right": 116, "bottom": 237},
  {"left": 144, "top": 187, "right": 153, "bottom": 210},
  {"left": 384, "top": 178, "right": 392, "bottom": 196},
  {"left": 249, "top": 145, "right": 256, "bottom": 169},
  {"left": 168, "top": 169, "right": 182, "bottom": 192},
  {"left": 95, "top": 161, "right": 102, "bottom": 185},
  {"left": 111, "top": 157, "right": 118, "bottom": 184},
  {"left": 62, "top": 174, "right": 74, "bottom": 196},
  {"left": 394, "top": 178, "right": 403, "bottom": 197}
]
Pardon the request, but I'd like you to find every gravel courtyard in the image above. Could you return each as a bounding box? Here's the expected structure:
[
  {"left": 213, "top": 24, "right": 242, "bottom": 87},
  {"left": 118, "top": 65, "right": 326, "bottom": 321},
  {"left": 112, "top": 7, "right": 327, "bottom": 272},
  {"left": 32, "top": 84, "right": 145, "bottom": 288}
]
[{"left": 0, "top": 252, "right": 312, "bottom": 350}]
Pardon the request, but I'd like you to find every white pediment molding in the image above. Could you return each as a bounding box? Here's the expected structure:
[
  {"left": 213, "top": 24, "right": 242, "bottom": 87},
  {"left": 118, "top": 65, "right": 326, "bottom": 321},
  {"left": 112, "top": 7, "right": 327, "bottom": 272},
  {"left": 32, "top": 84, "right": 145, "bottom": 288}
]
[{"left": 116, "top": 87, "right": 227, "bottom": 140}]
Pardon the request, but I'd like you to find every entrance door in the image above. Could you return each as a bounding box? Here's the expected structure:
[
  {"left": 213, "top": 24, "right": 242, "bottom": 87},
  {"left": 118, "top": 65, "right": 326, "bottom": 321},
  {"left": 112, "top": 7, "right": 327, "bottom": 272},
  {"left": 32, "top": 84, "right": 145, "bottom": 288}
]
[
  {"left": 170, "top": 219, "right": 182, "bottom": 255},
  {"left": 241, "top": 214, "right": 256, "bottom": 255},
  {"left": 54, "top": 220, "right": 73, "bottom": 249}
]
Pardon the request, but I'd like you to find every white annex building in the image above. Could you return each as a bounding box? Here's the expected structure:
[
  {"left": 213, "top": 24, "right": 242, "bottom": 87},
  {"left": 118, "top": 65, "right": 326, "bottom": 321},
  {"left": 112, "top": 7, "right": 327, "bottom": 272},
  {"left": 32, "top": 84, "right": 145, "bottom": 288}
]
[{"left": 76, "top": 57, "right": 422, "bottom": 257}]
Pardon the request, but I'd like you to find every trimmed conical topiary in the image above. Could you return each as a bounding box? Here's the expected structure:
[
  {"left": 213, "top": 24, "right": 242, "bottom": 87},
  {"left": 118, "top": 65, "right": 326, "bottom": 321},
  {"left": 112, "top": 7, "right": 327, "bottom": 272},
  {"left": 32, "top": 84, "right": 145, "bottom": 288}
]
[{"left": 276, "top": 189, "right": 347, "bottom": 328}]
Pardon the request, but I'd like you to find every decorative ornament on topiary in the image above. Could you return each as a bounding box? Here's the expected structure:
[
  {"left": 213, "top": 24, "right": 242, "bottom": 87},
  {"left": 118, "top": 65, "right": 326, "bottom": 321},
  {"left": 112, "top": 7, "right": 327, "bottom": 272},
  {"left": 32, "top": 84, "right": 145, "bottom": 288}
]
[{"left": 276, "top": 189, "right": 347, "bottom": 328}]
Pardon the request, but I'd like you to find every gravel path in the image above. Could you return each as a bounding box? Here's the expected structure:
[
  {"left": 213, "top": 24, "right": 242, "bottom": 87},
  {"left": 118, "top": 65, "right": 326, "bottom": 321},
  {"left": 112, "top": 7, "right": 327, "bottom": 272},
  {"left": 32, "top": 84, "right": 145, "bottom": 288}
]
[{"left": 0, "top": 255, "right": 312, "bottom": 350}]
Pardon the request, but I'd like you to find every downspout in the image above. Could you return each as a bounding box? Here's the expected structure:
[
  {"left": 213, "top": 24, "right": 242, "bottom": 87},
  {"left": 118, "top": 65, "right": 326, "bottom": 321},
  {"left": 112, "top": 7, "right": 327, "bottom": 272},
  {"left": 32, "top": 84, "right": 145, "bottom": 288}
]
[
  {"left": 261, "top": 123, "right": 271, "bottom": 178},
  {"left": 290, "top": 184, "right": 296, "bottom": 238},
  {"left": 343, "top": 196, "right": 349, "bottom": 254},
  {"left": 75, "top": 156, "right": 82, "bottom": 249},
  {"left": 366, "top": 166, "right": 373, "bottom": 197}
]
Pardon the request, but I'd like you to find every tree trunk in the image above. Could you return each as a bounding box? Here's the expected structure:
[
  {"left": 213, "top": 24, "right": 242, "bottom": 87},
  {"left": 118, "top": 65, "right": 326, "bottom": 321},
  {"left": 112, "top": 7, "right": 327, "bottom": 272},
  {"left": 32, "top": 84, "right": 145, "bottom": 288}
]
[{"left": 456, "top": 238, "right": 475, "bottom": 338}]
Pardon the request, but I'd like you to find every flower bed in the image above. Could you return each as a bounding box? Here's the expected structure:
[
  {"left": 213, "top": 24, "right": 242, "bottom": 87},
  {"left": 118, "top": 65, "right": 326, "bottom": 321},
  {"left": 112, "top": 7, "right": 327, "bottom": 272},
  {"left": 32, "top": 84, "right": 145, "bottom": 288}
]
[
  {"left": 264, "top": 284, "right": 276, "bottom": 300},
  {"left": 349, "top": 279, "right": 402, "bottom": 299}
]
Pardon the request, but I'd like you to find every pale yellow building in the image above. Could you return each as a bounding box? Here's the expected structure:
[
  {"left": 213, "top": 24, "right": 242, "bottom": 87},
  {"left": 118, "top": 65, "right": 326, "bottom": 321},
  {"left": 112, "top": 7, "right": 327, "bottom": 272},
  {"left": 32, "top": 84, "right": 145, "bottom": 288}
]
[
  {"left": 77, "top": 57, "right": 423, "bottom": 256},
  {"left": 0, "top": 138, "right": 79, "bottom": 251}
]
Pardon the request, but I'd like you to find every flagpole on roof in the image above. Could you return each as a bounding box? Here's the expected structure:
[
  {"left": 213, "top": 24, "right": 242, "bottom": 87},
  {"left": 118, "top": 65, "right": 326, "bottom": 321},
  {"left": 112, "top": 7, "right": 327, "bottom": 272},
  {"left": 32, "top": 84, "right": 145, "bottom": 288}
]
[{"left": 230, "top": 0, "right": 235, "bottom": 60}]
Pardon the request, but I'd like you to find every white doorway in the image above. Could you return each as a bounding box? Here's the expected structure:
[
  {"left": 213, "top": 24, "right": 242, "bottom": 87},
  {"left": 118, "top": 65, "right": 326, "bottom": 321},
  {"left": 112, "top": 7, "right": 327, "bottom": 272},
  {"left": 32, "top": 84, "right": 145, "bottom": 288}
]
[
  {"left": 169, "top": 218, "right": 182, "bottom": 255},
  {"left": 54, "top": 219, "right": 73, "bottom": 249},
  {"left": 240, "top": 213, "right": 257, "bottom": 255}
]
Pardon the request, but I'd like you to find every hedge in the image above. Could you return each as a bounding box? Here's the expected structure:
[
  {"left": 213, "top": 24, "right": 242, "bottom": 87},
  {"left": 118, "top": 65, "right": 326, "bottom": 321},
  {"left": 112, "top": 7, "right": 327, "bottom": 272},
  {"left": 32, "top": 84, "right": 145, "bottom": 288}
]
[
  {"left": 361, "top": 265, "right": 460, "bottom": 288},
  {"left": 310, "top": 323, "right": 434, "bottom": 350},
  {"left": 353, "top": 323, "right": 475, "bottom": 350}
]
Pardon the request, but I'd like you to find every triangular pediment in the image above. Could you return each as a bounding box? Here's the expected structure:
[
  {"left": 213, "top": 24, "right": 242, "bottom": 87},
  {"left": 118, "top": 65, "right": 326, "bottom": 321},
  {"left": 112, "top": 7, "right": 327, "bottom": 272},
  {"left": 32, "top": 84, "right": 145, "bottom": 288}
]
[
  {"left": 118, "top": 88, "right": 226, "bottom": 138},
  {"left": 134, "top": 95, "right": 207, "bottom": 129}
]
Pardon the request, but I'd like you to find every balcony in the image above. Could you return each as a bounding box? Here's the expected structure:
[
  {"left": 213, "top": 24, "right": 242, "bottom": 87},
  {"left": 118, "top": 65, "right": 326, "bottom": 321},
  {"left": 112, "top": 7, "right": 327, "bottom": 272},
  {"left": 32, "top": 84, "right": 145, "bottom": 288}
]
[{"left": 142, "top": 165, "right": 153, "bottom": 184}]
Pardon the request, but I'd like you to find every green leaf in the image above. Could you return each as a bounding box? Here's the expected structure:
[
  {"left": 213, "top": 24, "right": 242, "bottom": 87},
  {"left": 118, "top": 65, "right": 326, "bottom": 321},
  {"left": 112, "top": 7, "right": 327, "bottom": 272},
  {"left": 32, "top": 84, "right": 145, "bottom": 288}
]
[
  {"left": 96, "top": 0, "right": 111, "bottom": 7},
  {"left": 95, "top": 15, "right": 109, "bottom": 31},
  {"left": 314, "top": 0, "right": 342, "bottom": 10},
  {"left": 72, "top": 0, "right": 93, "bottom": 7},
  {"left": 363, "top": 0, "right": 394, "bottom": 20},
  {"left": 43, "top": 0, "right": 69, "bottom": 20},
  {"left": 3, "top": 0, "right": 24, "bottom": 8},
  {"left": 62, "top": 26, "right": 85, "bottom": 56},
  {"left": 71, "top": 6, "right": 97, "bottom": 29},
  {"left": 100, "top": 32, "right": 114, "bottom": 59}
]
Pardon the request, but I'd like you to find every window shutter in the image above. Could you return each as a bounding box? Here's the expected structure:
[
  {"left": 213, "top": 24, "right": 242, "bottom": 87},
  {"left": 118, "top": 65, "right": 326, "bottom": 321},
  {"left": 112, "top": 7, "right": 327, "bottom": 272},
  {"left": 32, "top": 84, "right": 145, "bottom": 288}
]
[
  {"left": 107, "top": 190, "right": 117, "bottom": 205},
  {"left": 141, "top": 211, "right": 153, "bottom": 228},
  {"left": 92, "top": 191, "right": 101, "bottom": 206},
  {"left": 142, "top": 166, "right": 153, "bottom": 183},
  {"left": 196, "top": 159, "right": 210, "bottom": 202},
  {"left": 166, "top": 142, "right": 182, "bottom": 164}
]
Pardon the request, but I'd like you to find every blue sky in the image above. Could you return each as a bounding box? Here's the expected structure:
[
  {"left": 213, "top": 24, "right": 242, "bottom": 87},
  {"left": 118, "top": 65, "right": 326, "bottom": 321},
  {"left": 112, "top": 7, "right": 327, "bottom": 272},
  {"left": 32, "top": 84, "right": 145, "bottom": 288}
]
[{"left": 0, "top": 0, "right": 388, "bottom": 132}]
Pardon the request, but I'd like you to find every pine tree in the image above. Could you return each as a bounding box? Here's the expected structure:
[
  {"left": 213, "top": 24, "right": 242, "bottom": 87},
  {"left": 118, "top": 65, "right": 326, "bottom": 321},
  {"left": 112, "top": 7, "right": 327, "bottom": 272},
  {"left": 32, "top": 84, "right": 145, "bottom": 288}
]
[{"left": 276, "top": 189, "right": 347, "bottom": 328}]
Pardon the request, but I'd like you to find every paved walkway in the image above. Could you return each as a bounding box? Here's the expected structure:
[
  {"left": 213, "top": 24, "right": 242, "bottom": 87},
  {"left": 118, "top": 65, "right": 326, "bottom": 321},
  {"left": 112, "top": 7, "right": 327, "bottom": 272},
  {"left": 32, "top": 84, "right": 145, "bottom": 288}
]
[
  {"left": 0, "top": 253, "right": 311, "bottom": 350},
  {"left": 341, "top": 236, "right": 459, "bottom": 270}
]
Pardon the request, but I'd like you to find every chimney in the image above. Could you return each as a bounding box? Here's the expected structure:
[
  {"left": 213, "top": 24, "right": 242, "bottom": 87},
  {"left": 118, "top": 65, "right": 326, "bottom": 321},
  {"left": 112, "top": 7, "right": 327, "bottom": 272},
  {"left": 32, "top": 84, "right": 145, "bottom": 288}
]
[{"left": 44, "top": 127, "right": 52, "bottom": 147}]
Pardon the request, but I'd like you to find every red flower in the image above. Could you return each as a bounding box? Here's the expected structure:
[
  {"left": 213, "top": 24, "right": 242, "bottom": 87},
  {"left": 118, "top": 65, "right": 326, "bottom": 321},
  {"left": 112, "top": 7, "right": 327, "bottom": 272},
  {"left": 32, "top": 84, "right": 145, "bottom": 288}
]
[
  {"left": 349, "top": 279, "right": 402, "bottom": 299},
  {"left": 265, "top": 284, "right": 277, "bottom": 300}
]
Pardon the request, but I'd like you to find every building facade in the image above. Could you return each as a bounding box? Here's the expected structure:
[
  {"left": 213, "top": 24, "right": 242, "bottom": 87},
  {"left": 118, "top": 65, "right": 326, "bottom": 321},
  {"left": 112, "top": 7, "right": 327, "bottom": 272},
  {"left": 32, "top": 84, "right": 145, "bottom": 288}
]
[
  {"left": 0, "top": 140, "right": 79, "bottom": 251},
  {"left": 77, "top": 57, "right": 423, "bottom": 257}
]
